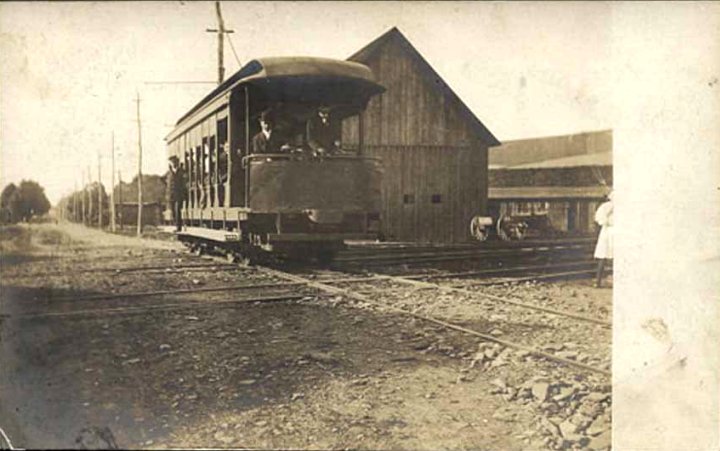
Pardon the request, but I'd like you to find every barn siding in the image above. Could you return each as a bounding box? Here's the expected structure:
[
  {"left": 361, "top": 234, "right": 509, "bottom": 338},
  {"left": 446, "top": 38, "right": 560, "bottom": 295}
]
[
  {"left": 345, "top": 37, "right": 478, "bottom": 148},
  {"left": 363, "top": 145, "right": 486, "bottom": 243},
  {"left": 341, "top": 30, "right": 496, "bottom": 243}
]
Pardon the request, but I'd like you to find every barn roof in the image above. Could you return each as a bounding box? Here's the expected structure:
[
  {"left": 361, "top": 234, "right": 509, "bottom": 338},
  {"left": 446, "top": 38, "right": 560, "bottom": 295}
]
[{"left": 348, "top": 27, "right": 501, "bottom": 147}]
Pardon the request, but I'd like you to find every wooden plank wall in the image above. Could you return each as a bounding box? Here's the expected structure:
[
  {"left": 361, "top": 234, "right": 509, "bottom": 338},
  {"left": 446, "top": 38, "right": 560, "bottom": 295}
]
[
  {"left": 342, "top": 32, "right": 490, "bottom": 243},
  {"left": 366, "top": 145, "right": 487, "bottom": 243}
]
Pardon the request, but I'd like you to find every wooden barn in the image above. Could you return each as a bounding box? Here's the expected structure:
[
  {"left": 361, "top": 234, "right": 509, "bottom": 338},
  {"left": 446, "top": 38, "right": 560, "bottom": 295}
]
[{"left": 342, "top": 28, "right": 500, "bottom": 243}]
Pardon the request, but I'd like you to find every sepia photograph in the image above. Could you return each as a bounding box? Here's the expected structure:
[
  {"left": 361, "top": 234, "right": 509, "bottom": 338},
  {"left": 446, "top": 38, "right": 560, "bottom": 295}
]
[{"left": 0, "top": 2, "right": 717, "bottom": 450}]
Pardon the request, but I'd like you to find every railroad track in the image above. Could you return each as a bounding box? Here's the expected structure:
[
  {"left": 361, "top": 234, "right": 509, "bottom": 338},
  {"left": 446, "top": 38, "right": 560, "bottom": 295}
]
[
  {"left": 398, "top": 259, "right": 597, "bottom": 281},
  {"left": 2, "top": 262, "right": 242, "bottom": 279},
  {"left": 16, "top": 292, "right": 309, "bottom": 319},
  {"left": 258, "top": 266, "right": 610, "bottom": 377},
  {"left": 10, "top": 257, "right": 606, "bottom": 321},
  {"left": 335, "top": 238, "right": 594, "bottom": 267},
  {"left": 6, "top": 237, "right": 610, "bottom": 378}
]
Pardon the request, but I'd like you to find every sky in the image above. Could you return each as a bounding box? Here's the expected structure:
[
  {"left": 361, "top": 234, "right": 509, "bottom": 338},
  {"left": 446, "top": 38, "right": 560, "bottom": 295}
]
[{"left": 0, "top": 1, "right": 614, "bottom": 204}]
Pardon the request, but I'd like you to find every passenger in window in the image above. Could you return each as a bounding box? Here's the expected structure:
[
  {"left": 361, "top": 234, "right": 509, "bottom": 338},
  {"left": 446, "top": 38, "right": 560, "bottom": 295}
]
[
  {"left": 252, "top": 110, "right": 288, "bottom": 154},
  {"left": 307, "top": 106, "right": 341, "bottom": 156},
  {"left": 217, "top": 143, "right": 229, "bottom": 206}
]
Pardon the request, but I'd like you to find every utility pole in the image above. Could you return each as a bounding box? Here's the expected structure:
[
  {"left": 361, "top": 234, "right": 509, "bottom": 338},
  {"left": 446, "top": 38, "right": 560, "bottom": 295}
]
[
  {"left": 118, "top": 170, "right": 123, "bottom": 230},
  {"left": 98, "top": 154, "right": 103, "bottom": 229},
  {"left": 81, "top": 171, "right": 86, "bottom": 225},
  {"left": 135, "top": 91, "right": 143, "bottom": 237},
  {"left": 110, "top": 133, "right": 116, "bottom": 232},
  {"left": 87, "top": 166, "right": 93, "bottom": 226},
  {"left": 206, "top": 1, "right": 235, "bottom": 85},
  {"left": 73, "top": 181, "right": 78, "bottom": 222}
]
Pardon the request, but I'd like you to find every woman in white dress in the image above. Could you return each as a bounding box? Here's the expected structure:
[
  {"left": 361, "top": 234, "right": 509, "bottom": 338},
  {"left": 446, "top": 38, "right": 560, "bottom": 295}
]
[{"left": 594, "top": 191, "right": 613, "bottom": 287}]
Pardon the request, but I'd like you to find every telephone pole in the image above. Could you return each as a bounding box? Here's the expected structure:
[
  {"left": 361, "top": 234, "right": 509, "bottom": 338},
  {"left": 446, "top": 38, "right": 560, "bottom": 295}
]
[
  {"left": 110, "top": 132, "right": 116, "bottom": 232},
  {"left": 118, "top": 170, "right": 123, "bottom": 230},
  {"left": 87, "top": 166, "right": 93, "bottom": 226},
  {"left": 135, "top": 91, "right": 143, "bottom": 237},
  {"left": 81, "top": 171, "right": 86, "bottom": 225},
  {"left": 206, "top": 1, "right": 235, "bottom": 85},
  {"left": 73, "top": 182, "right": 78, "bottom": 222},
  {"left": 98, "top": 154, "right": 103, "bottom": 229}
]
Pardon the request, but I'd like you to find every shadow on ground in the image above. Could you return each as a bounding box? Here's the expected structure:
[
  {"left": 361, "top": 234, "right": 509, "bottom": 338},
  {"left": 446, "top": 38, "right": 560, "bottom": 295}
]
[{"left": 1, "top": 285, "right": 461, "bottom": 449}]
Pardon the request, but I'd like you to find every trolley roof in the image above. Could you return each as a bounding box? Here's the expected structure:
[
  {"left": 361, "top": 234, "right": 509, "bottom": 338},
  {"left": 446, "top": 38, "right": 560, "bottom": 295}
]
[{"left": 168, "top": 57, "right": 384, "bottom": 140}]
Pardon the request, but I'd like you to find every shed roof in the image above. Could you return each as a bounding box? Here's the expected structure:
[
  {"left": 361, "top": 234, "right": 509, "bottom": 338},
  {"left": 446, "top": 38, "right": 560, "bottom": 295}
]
[
  {"left": 489, "top": 186, "right": 609, "bottom": 200},
  {"left": 348, "top": 27, "right": 501, "bottom": 147},
  {"left": 489, "top": 130, "right": 612, "bottom": 168},
  {"left": 506, "top": 150, "right": 613, "bottom": 169}
]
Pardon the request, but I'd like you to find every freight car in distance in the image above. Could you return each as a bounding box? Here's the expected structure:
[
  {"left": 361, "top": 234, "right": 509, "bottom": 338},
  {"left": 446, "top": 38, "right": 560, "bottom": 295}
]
[{"left": 165, "top": 57, "right": 386, "bottom": 264}]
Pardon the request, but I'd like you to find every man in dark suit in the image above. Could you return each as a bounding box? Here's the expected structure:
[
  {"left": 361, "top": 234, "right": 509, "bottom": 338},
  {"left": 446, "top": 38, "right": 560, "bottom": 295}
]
[
  {"left": 165, "top": 156, "right": 186, "bottom": 232},
  {"left": 307, "top": 106, "right": 341, "bottom": 155},
  {"left": 252, "top": 110, "right": 287, "bottom": 154}
]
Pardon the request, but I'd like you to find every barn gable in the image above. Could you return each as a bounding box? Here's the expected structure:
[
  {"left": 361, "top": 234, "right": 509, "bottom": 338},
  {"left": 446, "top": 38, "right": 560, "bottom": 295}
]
[
  {"left": 341, "top": 27, "right": 499, "bottom": 243},
  {"left": 348, "top": 27, "right": 500, "bottom": 148}
]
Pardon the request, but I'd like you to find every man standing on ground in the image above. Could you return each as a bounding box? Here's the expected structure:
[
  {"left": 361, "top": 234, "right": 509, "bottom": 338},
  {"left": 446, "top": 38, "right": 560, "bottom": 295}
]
[{"left": 166, "top": 156, "right": 186, "bottom": 232}]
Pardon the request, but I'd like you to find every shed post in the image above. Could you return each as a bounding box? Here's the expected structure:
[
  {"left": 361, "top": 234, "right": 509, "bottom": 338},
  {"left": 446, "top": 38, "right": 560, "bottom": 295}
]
[{"left": 244, "top": 86, "right": 250, "bottom": 207}]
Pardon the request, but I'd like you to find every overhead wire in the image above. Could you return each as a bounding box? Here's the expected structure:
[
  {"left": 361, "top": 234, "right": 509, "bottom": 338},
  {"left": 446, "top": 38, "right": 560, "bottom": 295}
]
[{"left": 226, "top": 32, "right": 243, "bottom": 69}]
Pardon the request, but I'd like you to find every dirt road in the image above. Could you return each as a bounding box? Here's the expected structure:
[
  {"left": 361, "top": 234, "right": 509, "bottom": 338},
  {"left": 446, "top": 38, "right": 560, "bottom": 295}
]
[{"left": 0, "top": 223, "right": 611, "bottom": 449}]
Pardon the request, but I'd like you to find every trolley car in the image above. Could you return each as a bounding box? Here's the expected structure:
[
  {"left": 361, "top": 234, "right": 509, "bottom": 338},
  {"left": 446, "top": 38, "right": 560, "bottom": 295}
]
[{"left": 165, "top": 57, "right": 385, "bottom": 263}]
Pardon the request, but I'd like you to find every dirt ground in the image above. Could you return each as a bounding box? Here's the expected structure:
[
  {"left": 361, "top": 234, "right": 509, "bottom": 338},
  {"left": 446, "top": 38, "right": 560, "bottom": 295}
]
[{"left": 0, "top": 223, "right": 611, "bottom": 450}]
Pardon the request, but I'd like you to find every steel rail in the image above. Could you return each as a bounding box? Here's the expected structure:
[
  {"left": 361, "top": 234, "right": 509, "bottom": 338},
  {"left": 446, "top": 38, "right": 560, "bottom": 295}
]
[
  {"left": 369, "top": 274, "right": 611, "bottom": 328},
  {"left": 353, "top": 268, "right": 601, "bottom": 295},
  {"left": 334, "top": 246, "right": 592, "bottom": 267},
  {"left": 399, "top": 259, "right": 595, "bottom": 280},
  {"left": 453, "top": 268, "right": 608, "bottom": 287},
  {"left": 257, "top": 267, "right": 610, "bottom": 377},
  {"left": 335, "top": 243, "right": 590, "bottom": 261},
  {"left": 310, "top": 261, "right": 594, "bottom": 285},
  {"left": 3, "top": 262, "right": 241, "bottom": 279},
  {"left": 341, "top": 237, "right": 596, "bottom": 255},
  {"left": 14, "top": 293, "right": 308, "bottom": 319},
  {"left": 38, "top": 281, "right": 310, "bottom": 304}
]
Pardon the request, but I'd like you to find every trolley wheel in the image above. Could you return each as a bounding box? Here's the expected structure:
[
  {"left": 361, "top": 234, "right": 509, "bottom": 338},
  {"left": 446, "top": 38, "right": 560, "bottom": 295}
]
[
  {"left": 470, "top": 216, "right": 491, "bottom": 242},
  {"left": 496, "top": 215, "right": 511, "bottom": 241},
  {"left": 514, "top": 222, "right": 528, "bottom": 241}
]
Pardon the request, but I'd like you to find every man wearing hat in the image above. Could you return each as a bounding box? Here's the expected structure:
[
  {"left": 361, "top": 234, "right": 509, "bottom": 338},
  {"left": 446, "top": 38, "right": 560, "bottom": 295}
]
[
  {"left": 252, "top": 109, "right": 286, "bottom": 154},
  {"left": 307, "top": 106, "right": 341, "bottom": 155},
  {"left": 165, "top": 155, "right": 186, "bottom": 232}
]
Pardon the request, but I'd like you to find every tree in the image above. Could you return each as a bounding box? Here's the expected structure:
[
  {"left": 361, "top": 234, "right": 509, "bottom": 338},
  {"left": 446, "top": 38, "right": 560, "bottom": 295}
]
[
  {"left": 0, "top": 180, "right": 51, "bottom": 223},
  {"left": 1, "top": 183, "right": 19, "bottom": 223},
  {"left": 0, "top": 183, "right": 17, "bottom": 208}
]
